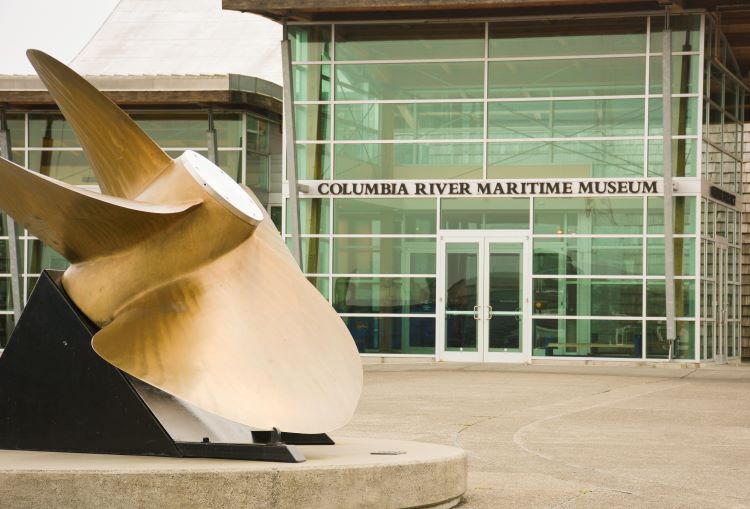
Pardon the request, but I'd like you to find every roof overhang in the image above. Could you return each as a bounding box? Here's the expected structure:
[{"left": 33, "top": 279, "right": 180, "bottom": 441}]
[{"left": 0, "top": 74, "right": 282, "bottom": 117}]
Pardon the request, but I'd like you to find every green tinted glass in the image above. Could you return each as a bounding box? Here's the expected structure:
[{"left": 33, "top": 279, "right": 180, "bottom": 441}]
[
  {"left": 217, "top": 151, "right": 242, "bottom": 182},
  {"left": 645, "top": 319, "right": 694, "bottom": 359},
  {"left": 296, "top": 144, "right": 330, "bottom": 179},
  {"left": 532, "top": 318, "right": 643, "bottom": 358},
  {"left": 488, "top": 57, "right": 646, "bottom": 98},
  {"left": 488, "top": 140, "right": 644, "bottom": 179},
  {"left": 648, "top": 96, "right": 698, "bottom": 135},
  {"left": 293, "top": 64, "right": 331, "bottom": 101},
  {"left": 650, "top": 15, "right": 701, "bottom": 53},
  {"left": 647, "top": 196, "right": 696, "bottom": 234},
  {"left": 215, "top": 114, "right": 243, "bottom": 148},
  {"left": 7, "top": 114, "right": 24, "bottom": 149},
  {"left": 534, "top": 238, "right": 642, "bottom": 276},
  {"left": 533, "top": 278, "right": 643, "bottom": 316},
  {"left": 334, "top": 198, "right": 436, "bottom": 235},
  {"left": 646, "top": 237, "right": 696, "bottom": 276},
  {"left": 335, "top": 63, "right": 483, "bottom": 101},
  {"left": 29, "top": 114, "right": 78, "bottom": 148},
  {"left": 28, "top": 150, "right": 96, "bottom": 185},
  {"left": 287, "top": 198, "right": 330, "bottom": 235},
  {"left": 334, "top": 143, "right": 482, "bottom": 180},
  {"left": 441, "top": 198, "right": 530, "bottom": 229},
  {"left": 306, "top": 276, "right": 329, "bottom": 300},
  {"left": 534, "top": 197, "right": 643, "bottom": 234},
  {"left": 488, "top": 99, "right": 644, "bottom": 138},
  {"left": 335, "top": 103, "right": 483, "bottom": 141},
  {"left": 489, "top": 18, "right": 647, "bottom": 57},
  {"left": 295, "top": 104, "right": 330, "bottom": 141},
  {"left": 286, "top": 238, "right": 329, "bottom": 274},
  {"left": 344, "top": 316, "right": 435, "bottom": 354},
  {"left": 132, "top": 113, "right": 205, "bottom": 148},
  {"left": 646, "top": 279, "right": 695, "bottom": 317},
  {"left": 289, "top": 25, "right": 331, "bottom": 61},
  {"left": 647, "top": 139, "right": 697, "bottom": 177},
  {"left": 333, "top": 238, "right": 436, "bottom": 275},
  {"left": 649, "top": 54, "right": 699, "bottom": 94},
  {"left": 333, "top": 277, "right": 436, "bottom": 314},
  {"left": 28, "top": 239, "right": 69, "bottom": 273},
  {"left": 335, "top": 23, "right": 484, "bottom": 61}
]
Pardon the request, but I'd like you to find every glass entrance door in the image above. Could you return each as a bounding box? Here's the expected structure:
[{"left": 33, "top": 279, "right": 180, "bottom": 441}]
[{"left": 439, "top": 235, "right": 529, "bottom": 362}]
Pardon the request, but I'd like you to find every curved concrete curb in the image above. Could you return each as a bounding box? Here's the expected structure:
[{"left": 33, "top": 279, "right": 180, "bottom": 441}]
[{"left": 0, "top": 438, "right": 466, "bottom": 509}]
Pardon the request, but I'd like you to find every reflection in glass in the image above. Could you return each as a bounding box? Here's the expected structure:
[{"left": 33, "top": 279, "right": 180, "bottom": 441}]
[
  {"left": 289, "top": 25, "right": 331, "bottom": 61},
  {"left": 647, "top": 139, "right": 697, "bottom": 177},
  {"left": 488, "top": 140, "right": 644, "bottom": 179},
  {"left": 295, "top": 104, "right": 330, "bottom": 141},
  {"left": 28, "top": 150, "right": 96, "bottom": 186},
  {"left": 441, "top": 198, "right": 529, "bottom": 230},
  {"left": 534, "top": 238, "right": 642, "bottom": 276},
  {"left": 334, "top": 198, "right": 437, "bottom": 235},
  {"left": 344, "top": 316, "right": 435, "bottom": 354},
  {"left": 286, "top": 238, "right": 329, "bottom": 274},
  {"left": 296, "top": 143, "right": 330, "bottom": 180},
  {"left": 29, "top": 114, "right": 79, "bottom": 148},
  {"left": 488, "top": 243, "right": 523, "bottom": 352},
  {"left": 645, "top": 320, "right": 694, "bottom": 359},
  {"left": 293, "top": 64, "right": 331, "bottom": 101},
  {"left": 533, "top": 279, "right": 642, "bottom": 316},
  {"left": 28, "top": 240, "right": 69, "bottom": 273},
  {"left": 646, "top": 279, "right": 695, "bottom": 317},
  {"left": 334, "top": 238, "right": 435, "bottom": 275},
  {"left": 646, "top": 196, "right": 696, "bottom": 234},
  {"left": 534, "top": 197, "right": 643, "bottom": 235},
  {"left": 648, "top": 97, "right": 698, "bottom": 136},
  {"left": 532, "top": 318, "right": 642, "bottom": 358},
  {"left": 333, "top": 277, "right": 435, "bottom": 314},
  {"left": 646, "top": 238, "right": 695, "bottom": 276},
  {"left": 445, "top": 243, "right": 479, "bottom": 352},
  {"left": 335, "top": 142, "right": 482, "bottom": 180}
]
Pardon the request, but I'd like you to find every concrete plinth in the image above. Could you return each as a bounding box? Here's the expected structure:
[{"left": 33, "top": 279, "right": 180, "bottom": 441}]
[{"left": 0, "top": 438, "right": 466, "bottom": 509}]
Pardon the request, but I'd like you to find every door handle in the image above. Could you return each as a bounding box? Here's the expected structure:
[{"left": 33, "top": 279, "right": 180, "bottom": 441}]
[
  {"left": 486, "top": 305, "right": 493, "bottom": 320},
  {"left": 473, "top": 305, "right": 480, "bottom": 320}
]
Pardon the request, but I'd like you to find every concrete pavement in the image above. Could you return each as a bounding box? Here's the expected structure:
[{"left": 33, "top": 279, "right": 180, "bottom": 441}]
[{"left": 334, "top": 363, "right": 750, "bottom": 508}]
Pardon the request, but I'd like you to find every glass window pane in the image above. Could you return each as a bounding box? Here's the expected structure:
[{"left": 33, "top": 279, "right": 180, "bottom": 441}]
[
  {"left": 344, "top": 316, "right": 435, "bottom": 354},
  {"left": 647, "top": 138, "right": 697, "bottom": 177},
  {"left": 132, "top": 113, "right": 208, "bottom": 148},
  {"left": 441, "top": 198, "right": 530, "bottom": 230},
  {"left": 306, "top": 276, "right": 329, "bottom": 300},
  {"left": 534, "top": 238, "right": 642, "bottom": 276},
  {"left": 648, "top": 97, "right": 698, "bottom": 136},
  {"left": 647, "top": 196, "right": 696, "bottom": 234},
  {"left": 489, "top": 57, "right": 646, "bottom": 98},
  {"left": 335, "top": 23, "right": 484, "bottom": 61},
  {"left": 215, "top": 114, "right": 242, "bottom": 148},
  {"left": 28, "top": 240, "right": 69, "bottom": 273},
  {"left": 646, "top": 279, "right": 695, "bottom": 317},
  {"left": 533, "top": 278, "right": 642, "bottom": 316},
  {"left": 488, "top": 99, "right": 645, "bottom": 139},
  {"left": 645, "top": 319, "right": 694, "bottom": 359},
  {"left": 489, "top": 18, "right": 647, "bottom": 57},
  {"left": 534, "top": 197, "right": 643, "bottom": 235},
  {"left": 649, "top": 54, "right": 699, "bottom": 94},
  {"left": 335, "top": 63, "right": 484, "bottom": 101},
  {"left": 532, "top": 318, "right": 643, "bottom": 358},
  {"left": 7, "top": 114, "right": 24, "bottom": 149},
  {"left": 334, "top": 237, "right": 436, "bottom": 275},
  {"left": 334, "top": 142, "right": 482, "bottom": 180},
  {"left": 28, "top": 150, "right": 96, "bottom": 186},
  {"left": 289, "top": 25, "right": 331, "bottom": 61},
  {"left": 296, "top": 144, "right": 330, "bottom": 180},
  {"left": 650, "top": 15, "right": 701, "bottom": 53},
  {"left": 335, "top": 103, "right": 483, "bottom": 141},
  {"left": 287, "top": 198, "right": 330, "bottom": 235},
  {"left": 334, "top": 198, "right": 436, "bottom": 235},
  {"left": 29, "top": 114, "right": 78, "bottom": 148},
  {"left": 293, "top": 64, "right": 331, "bottom": 101},
  {"left": 488, "top": 140, "right": 644, "bottom": 179},
  {"left": 646, "top": 238, "right": 696, "bottom": 276},
  {"left": 246, "top": 152, "right": 269, "bottom": 199},
  {"left": 295, "top": 105, "right": 330, "bottom": 141},
  {"left": 286, "top": 238, "right": 329, "bottom": 274},
  {"left": 217, "top": 151, "right": 242, "bottom": 182},
  {"left": 333, "top": 276, "right": 435, "bottom": 314}
]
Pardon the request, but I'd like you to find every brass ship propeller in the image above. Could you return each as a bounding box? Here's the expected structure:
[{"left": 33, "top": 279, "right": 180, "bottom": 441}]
[{"left": 0, "top": 50, "right": 362, "bottom": 434}]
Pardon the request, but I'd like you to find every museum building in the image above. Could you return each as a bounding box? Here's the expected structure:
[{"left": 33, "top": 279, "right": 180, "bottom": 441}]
[
  {"left": 225, "top": 0, "right": 750, "bottom": 363},
  {"left": 0, "top": 0, "right": 285, "bottom": 345}
]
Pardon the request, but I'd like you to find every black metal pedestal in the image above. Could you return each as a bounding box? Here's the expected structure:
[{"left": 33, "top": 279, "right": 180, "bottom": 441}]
[{"left": 0, "top": 270, "right": 331, "bottom": 463}]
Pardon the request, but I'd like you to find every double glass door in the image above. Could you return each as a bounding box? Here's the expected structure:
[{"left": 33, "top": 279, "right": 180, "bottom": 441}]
[
  {"left": 715, "top": 243, "right": 728, "bottom": 364},
  {"left": 439, "top": 235, "right": 529, "bottom": 362}
]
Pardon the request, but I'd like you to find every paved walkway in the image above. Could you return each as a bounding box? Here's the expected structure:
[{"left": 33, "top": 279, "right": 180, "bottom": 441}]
[{"left": 334, "top": 363, "right": 750, "bottom": 508}]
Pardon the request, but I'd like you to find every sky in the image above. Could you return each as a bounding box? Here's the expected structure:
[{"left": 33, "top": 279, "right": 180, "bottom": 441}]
[{"left": 0, "top": 0, "right": 120, "bottom": 74}]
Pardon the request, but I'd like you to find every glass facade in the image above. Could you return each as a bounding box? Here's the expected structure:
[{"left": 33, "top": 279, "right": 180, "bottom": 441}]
[
  {"left": 286, "top": 13, "right": 744, "bottom": 362},
  {"left": 0, "top": 109, "right": 282, "bottom": 346}
]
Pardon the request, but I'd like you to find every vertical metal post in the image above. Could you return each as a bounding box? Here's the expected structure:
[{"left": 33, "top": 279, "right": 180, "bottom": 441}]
[
  {"left": 662, "top": 9, "right": 677, "bottom": 359},
  {"left": 0, "top": 109, "right": 23, "bottom": 323},
  {"left": 206, "top": 107, "right": 219, "bottom": 165},
  {"left": 281, "top": 25, "right": 302, "bottom": 266}
]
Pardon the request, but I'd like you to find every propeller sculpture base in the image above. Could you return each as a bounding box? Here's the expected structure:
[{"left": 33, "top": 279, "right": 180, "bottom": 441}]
[{"left": 0, "top": 270, "right": 328, "bottom": 463}]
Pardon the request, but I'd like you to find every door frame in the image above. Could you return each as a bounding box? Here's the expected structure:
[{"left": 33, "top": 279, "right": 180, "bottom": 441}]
[
  {"left": 714, "top": 239, "right": 728, "bottom": 364},
  {"left": 437, "top": 230, "right": 531, "bottom": 363}
]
